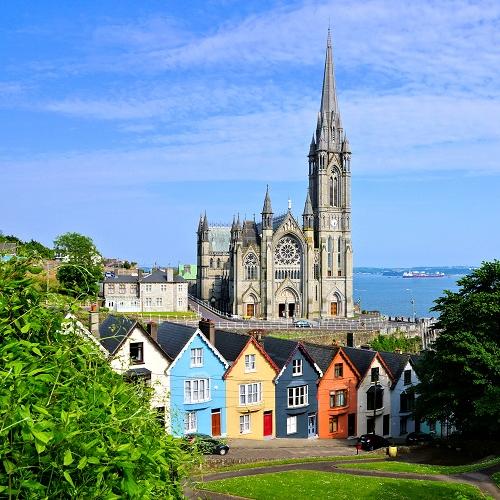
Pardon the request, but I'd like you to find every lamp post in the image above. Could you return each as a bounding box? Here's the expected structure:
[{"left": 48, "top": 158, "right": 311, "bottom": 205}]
[{"left": 405, "top": 288, "right": 416, "bottom": 321}]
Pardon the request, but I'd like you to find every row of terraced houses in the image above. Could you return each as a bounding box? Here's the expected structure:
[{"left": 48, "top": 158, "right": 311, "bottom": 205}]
[{"left": 86, "top": 314, "right": 433, "bottom": 440}]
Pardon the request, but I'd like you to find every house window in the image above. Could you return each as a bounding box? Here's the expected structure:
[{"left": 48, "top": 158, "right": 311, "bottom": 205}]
[
  {"left": 239, "top": 414, "right": 250, "bottom": 434},
  {"left": 156, "top": 297, "right": 162, "bottom": 306},
  {"left": 108, "top": 284, "right": 115, "bottom": 293},
  {"left": 404, "top": 369, "right": 412, "bottom": 385},
  {"left": 371, "top": 367, "right": 380, "bottom": 382},
  {"left": 287, "top": 416, "right": 297, "bottom": 434},
  {"left": 184, "top": 412, "right": 197, "bottom": 433},
  {"left": 160, "top": 284, "right": 167, "bottom": 291},
  {"left": 184, "top": 379, "right": 210, "bottom": 403},
  {"left": 119, "top": 284, "right": 126, "bottom": 294},
  {"left": 178, "top": 284, "right": 183, "bottom": 291},
  {"left": 178, "top": 297, "right": 183, "bottom": 307},
  {"left": 190, "top": 348, "right": 203, "bottom": 367},
  {"left": 145, "top": 284, "right": 152, "bottom": 292},
  {"left": 130, "top": 284, "right": 137, "bottom": 293},
  {"left": 429, "top": 421, "right": 436, "bottom": 433},
  {"left": 292, "top": 359, "right": 303, "bottom": 376},
  {"left": 244, "top": 354, "right": 256, "bottom": 372},
  {"left": 130, "top": 342, "right": 144, "bottom": 363},
  {"left": 366, "top": 385, "right": 384, "bottom": 410},
  {"left": 334, "top": 363, "right": 343, "bottom": 377},
  {"left": 400, "top": 416, "right": 408, "bottom": 435},
  {"left": 239, "top": 383, "right": 262, "bottom": 405},
  {"left": 145, "top": 297, "right": 152, "bottom": 306},
  {"left": 288, "top": 385, "right": 308, "bottom": 408},
  {"left": 400, "top": 391, "right": 415, "bottom": 412},
  {"left": 329, "top": 390, "right": 347, "bottom": 407},
  {"left": 329, "top": 416, "right": 338, "bottom": 433}
]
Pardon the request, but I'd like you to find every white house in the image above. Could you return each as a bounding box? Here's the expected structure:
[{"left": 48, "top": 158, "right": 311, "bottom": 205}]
[
  {"left": 103, "top": 269, "right": 188, "bottom": 313},
  {"left": 343, "top": 347, "right": 394, "bottom": 438},
  {"left": 98, "top": 315, "right": 172, "bottom": 429}
]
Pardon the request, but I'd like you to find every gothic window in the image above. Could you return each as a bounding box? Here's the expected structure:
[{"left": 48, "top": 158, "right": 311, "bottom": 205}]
[
  {"left": 334, "top": 176, "right": 339, "bottom": 207},
  {"left": 274, "top": 236, "right": 302, "bottom": 281},
  {"left": 244, "top": 253, "right": 258, "bottom": 280},
  {"left": 329, "top": 177, "right": 334, "bottom": 206},
  {"left": 209, "top": 258, "right": 213, "bottom": 269},
  {"left": 327, "top": 236, "right": 333, "bottom": 276},
  {"left": 217, "top": 258, "right": 221, "bottom": 269}
]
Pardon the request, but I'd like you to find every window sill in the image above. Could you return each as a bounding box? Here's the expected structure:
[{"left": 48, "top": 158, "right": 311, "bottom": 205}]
[
  {"left": 292, "top": 373, "right": 303, "bottom": 377},
  {"left": 288, "top": 404, "right": 309, "bottom": 409}
]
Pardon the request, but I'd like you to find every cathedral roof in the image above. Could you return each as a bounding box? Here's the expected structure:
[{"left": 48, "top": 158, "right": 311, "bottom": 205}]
[
  {"left": 208, "top": 226, "right": 231, "bottom": 252},
  {"left": 241, "top": 220, "right": 260, "bottom": 247}
]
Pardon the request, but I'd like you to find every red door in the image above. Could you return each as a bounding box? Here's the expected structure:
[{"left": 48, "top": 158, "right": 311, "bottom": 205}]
[
  {"left": 211, "top": 410, "right": 221, "bottom": 436},
  {"left": 263, "top": 411, "right": 273, "bottom": 437}
]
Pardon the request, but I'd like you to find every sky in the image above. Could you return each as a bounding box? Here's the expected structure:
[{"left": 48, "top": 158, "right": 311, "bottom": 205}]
[{"left": 1, "top": 0, "right": 499, "bottom": 268}]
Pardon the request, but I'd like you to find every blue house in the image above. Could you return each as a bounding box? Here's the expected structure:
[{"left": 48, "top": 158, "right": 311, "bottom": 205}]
[
  {"left": 263, "top": 337, "right": 323, "bottom": 438},
  {"left": 157, "top": 322, "right": 228, "bottom": 437}
]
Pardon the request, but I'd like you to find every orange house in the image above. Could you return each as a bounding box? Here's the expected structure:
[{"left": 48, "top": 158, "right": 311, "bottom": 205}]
[{"left": 307, "top": 345, "right": 361, "bottom": 439}]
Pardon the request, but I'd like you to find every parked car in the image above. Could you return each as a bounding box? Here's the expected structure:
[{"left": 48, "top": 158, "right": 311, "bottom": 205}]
[
  {"left": 405, "top": 432, "right": 434, "bottom": 446},
  {"left": 357, "top": 434, "right": 389, "bottom": 451},
  {"left": 184, "top": 433, "right": 229, "bottom": 455},
  {"left": 294, "top": 319, "right": 312, "bottom": 328}
]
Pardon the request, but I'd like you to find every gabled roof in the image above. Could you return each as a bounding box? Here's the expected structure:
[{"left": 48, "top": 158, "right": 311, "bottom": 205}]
[
  {"left": 262, "top": 336, "right": 298, "bottom": 370},
  {"left": 379, "top": 351, "right": 411, "bottom": 388},
  {"left": 342, "top": 346, "right": 377, "bottom": 379},
  {"left": 99, "top": 315, "right": 136, "bottom": 354},
  {"left": 141, "top": 270, "right": 171, "bottom": 283},
  {"left": 271, "top": 341, "right": 324, "bottom": 383},
  {"left": 303, "top": 342, "right": 339, "bottom": 373},
  {"left": 103, "top": 274, "right": 138, "bottom": 283},
  {"left": 214, "top": 330, "right": 251, "bottom": 363},
  {"left": 223, "top": 336, "right": 279, "bottom": 379}
]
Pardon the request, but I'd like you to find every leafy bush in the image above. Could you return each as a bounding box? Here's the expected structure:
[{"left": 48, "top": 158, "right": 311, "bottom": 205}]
[{"left": 0, "top": 257, "right": 190, "bottom": 498}]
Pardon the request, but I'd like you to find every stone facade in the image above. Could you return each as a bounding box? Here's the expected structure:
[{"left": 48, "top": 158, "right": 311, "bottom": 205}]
[
  {"left": 103, "top": 269, "right": 188, "bottom": 312},
  {"left": 196, "top": 32, "right": 353, "bottom": 319}
]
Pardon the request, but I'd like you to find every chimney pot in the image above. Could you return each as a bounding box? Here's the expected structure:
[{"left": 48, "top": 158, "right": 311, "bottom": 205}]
[
  {"left": 199, "top": 318, "right": 215, "bottom": 345},
  {"left": 89, "top": 311, "right": 100, "bottom": 338},
  {"left": 147, "top": 321, "right": 158, "bottom": 341}
]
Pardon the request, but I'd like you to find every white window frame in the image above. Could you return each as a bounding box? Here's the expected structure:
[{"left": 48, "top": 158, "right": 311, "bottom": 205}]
[
  {"left": 239, "top": 382, "right": 262, "bottom": 406},
  {"left": 244, "top": 354, "right": 256, "bottom": 373},
  {"left": 184, "top": 411, "right": 197, "bottom": 433},
  {"left": 292, "top": 359, "right": 303, "bottom": 376},
  {"left": 160, "top": 284, "right": 167, "bottom": 291},
  {"left": 145, "top": 284, "right": 152, "bottom": 292},
  {"left": 145, "top": 297, "right": 152, "bottom": 307},
  {"left": 190, "top": 348, "right": 203, "bottom": 367},
  {"left": 156, "top": 297, "right": 162, "bottom": 306},
  {"left": 287, "top": 385, "right": 308, "bottom": 408},
  {"left": 287, "top": 415, "right": 297, "bottom": 434},
  {"left": 184, "top": 379, "right": 210, "bottom": 403},
  {"left": 239, "top": 414, "right": 250, "bottom": 434}
]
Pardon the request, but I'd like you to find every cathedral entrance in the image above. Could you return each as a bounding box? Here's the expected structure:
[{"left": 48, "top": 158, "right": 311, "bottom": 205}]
[
  {"left": 277, "top": 288, "right": 299, "bottom": 318},
  {"left": 278, "top": 303, "right": 295, "bottom": 318}
]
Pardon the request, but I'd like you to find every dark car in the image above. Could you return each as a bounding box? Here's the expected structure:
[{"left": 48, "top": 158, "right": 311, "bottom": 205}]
[
  {"left": 405, "top": 432, "right": 434, "bottom": 446},
  {"left": 357, "top": 434, "right": 390, "bottom": 451},
  {"left": 184, "top": 433, "right": 229, "bottom": 455}
]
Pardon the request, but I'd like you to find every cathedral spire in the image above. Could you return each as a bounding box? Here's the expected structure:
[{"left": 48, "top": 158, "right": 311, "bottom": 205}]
[
  {"left": 262, "top": 185, "right": 273, "bottom": 214},
  {"left": 320, "top": 27, "right": 339, "bottom": 119}
]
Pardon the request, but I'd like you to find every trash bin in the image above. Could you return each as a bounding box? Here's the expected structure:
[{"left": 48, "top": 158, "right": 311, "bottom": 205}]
[{"left": 388, "top": 446, "right": 398, "bottom": 458}]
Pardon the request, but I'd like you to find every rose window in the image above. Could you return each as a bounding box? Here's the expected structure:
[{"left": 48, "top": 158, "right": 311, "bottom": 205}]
[{"left": 275, "top": 237, "right": 301, "bottom": 266}]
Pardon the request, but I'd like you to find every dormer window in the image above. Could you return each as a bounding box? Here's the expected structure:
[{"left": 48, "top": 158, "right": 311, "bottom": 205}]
[{"left": 130, "top": 342, "right": 144, "bottom": 364}]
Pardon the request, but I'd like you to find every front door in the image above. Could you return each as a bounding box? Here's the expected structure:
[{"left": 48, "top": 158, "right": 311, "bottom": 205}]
[
  {"left": 263, "top": 411, "right": 273, "bottom": 437},
  {"left": 288, "top": 303, "right": 295, "bottom": 317},
  {"left": 246, "top": 304, "right": 255, "bottom": 317},
  {"left": 383, "top": 414, "right": 390, "bottom": 436},
  {"left": 331, "top": 302, "right": 338, "bottom": 316},
  {"left": 348, "top": 413, "right": 356, "bottom": 437},
  {"left": 279, "top": 303, "right": 286, "bottom": 318},
  {"left": 308, "top": 414, "right": 317, "bottom": 437},
  {"left": 211, "top": 409, "right": 221, "bottom": 436}
]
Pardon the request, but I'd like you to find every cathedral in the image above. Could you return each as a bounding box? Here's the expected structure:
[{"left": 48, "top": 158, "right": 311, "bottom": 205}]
[{"left": 196, "top": 31, "right": 353, "bottom": 319}]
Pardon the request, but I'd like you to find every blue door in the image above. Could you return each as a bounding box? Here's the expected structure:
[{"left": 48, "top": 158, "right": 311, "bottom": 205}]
[{"left": 308, "top": 414, "right": 317, "bottom": 437}]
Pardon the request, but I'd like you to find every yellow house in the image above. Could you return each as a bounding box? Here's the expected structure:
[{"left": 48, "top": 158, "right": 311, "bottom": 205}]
[{"left": 224, "top": 337, "right": 279, "bottom": 439}]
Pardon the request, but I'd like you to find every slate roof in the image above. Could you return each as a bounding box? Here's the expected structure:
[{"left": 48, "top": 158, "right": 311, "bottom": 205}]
[
  {"left": 241, "top": 221, "right": 260, "bottom": 247},
  {"left": 303, "top": 342, "right": 338, "bottom": 373},
  {"left": 142, "top": 270, "right": 171, "bottom": 283},
  {"left": 99, "top": 315, "right": 136, "bottom": 354},
  {"left": 156, "top": 322, "right": 198, "bottom": 360},
  {"left": 103, "top": 274, "right": 138, "bottom": 283},
  {"left": 341, "top": 346, "right": 377, "bottom": 378},
  {"left": 379, "top": 351, "right": 410, "bottom": 387},
  {"left": 214, "top": 330, "right": 250, "bottom": 363},
  {"left": 262, "top": 336, "right": 299, "bottom": 369},
  {"left": 208, "top": 226, "right": 231, "bottom": 253}
]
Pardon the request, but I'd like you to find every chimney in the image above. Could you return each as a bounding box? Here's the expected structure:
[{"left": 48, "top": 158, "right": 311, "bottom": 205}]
[
  {"left": 346, "top": 332, "right": 354, "bottom": 348},
  {"left": 248, "top": 329, "right": 265, "bottom": 344},
  {"left": 394, "top": 348, "right": 402, "bottom": 354},
  {"left": 199, "top": 318, "right": 215, "bottom": 345},
  {"left": 89, "top": 311, "right": 100, "bottom": 338},
  {"left": 166, "top": 267, "right": 174, "bottom": 282},
  {"left": 147, "top": 321, "right": 158, "bottom": 342}
]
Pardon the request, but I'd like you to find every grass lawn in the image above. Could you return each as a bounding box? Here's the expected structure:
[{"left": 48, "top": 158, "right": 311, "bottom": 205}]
[
  {"left": 204, "top": 453, "right": 377, "bottom": 473},
  {"left": 117, "top": 311, "right": 198, "bottom": 319},
  {"left": 336, "top": 456, "right": 500, "bottom": 475},
  {"left": 197, "top": 471, "right": 487, "bottom": 499}
]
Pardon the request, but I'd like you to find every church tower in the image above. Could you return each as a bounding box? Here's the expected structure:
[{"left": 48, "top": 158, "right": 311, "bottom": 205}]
[{"left": 308, "top": 29, "right": 353, "bottom": 317}]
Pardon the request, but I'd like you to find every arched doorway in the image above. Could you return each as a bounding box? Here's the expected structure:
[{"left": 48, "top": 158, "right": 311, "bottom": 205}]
[
  {"left": 244, "top": 294, "right": 258, "bottom": 318},
  {"left": 278, "top": 288, "right": 299, "bottom": 318}
]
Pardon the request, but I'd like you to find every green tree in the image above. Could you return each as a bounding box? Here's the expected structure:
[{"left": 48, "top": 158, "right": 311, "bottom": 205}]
[
  {"left": 415, "top": 260, "right": 500, "bottom": 436},
  {"left": 19, "top": 239, "right": 54, "bottom": 259},
  {"left": 54, "top": 232, "right": 103, "bottom": 297},
  {"left": 370, "top": 331, "right": 421, "bottom": 353},
  {"left": 0, "top": 257, "right": 190, "bottom": 498}
]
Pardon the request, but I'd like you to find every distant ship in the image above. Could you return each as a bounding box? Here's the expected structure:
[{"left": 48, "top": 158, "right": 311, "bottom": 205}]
[{"left": 403, "top": 271, "right": 446, "bottom": 278}]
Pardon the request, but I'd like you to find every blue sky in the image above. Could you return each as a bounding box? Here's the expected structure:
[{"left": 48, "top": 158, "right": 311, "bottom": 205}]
[{"left": 1, "top": 0, "right": 499, "bottom": 267}]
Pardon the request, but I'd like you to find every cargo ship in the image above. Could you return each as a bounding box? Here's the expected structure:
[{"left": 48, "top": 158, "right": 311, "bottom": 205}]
[{"left": 403, "top": 271, "right": 445, "bottom": 278}]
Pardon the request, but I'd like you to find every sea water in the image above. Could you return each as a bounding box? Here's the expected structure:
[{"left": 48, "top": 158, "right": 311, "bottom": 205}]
[{"left": 353, "top": 274, "right": 464, "bottom": 318}]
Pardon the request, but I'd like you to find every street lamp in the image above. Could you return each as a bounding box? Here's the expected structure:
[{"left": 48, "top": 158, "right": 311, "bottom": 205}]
[{"left": 405, "top": 289, "right": 416, "bottom": 322}]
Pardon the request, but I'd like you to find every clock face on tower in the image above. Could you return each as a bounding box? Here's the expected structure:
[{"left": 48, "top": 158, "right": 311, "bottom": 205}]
[{"left": 330, "top": 218, "right": 338, "bottom": 228}]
